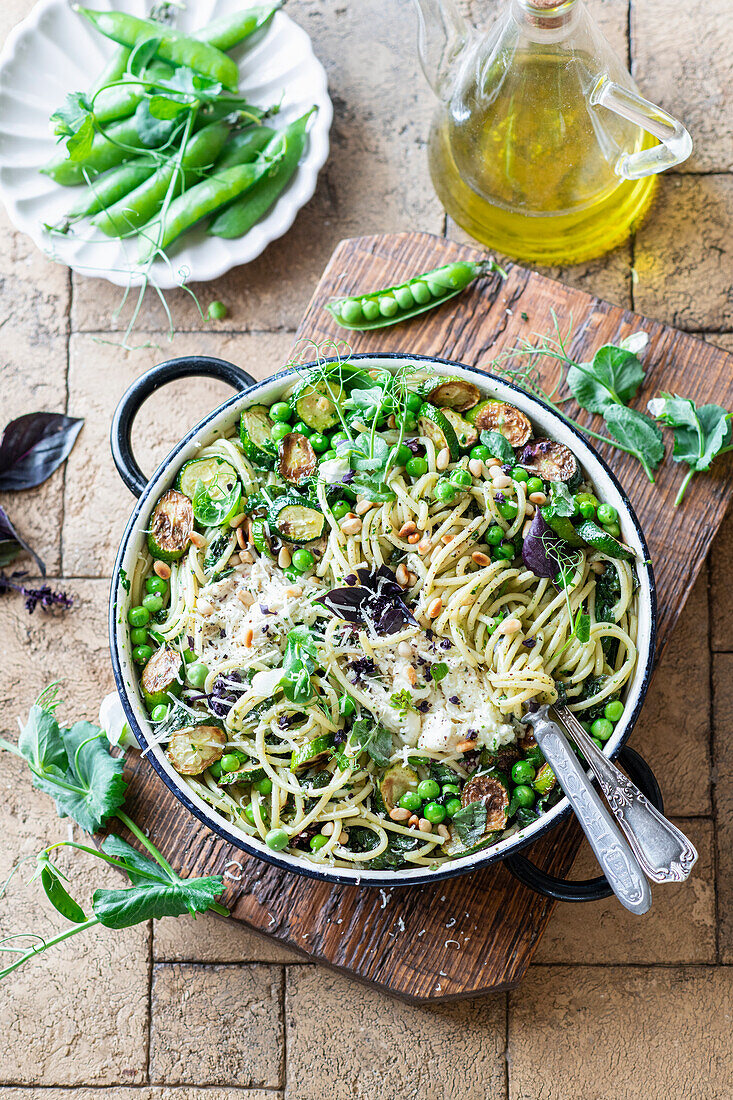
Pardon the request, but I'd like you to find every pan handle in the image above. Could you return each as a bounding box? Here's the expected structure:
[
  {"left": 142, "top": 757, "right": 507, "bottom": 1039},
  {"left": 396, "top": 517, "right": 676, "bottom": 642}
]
[
  {"left": 504, "top": 746, "right": 664, "bottom": 903},
  {"left": 111, "top": 355, "right": 256, "bottom": 497}
]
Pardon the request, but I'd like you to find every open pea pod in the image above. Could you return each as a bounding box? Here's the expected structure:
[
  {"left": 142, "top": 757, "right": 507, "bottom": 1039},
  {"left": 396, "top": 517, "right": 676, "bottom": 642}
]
[{"left": 324, "top": 258, "right": 505, "bottom": 331}]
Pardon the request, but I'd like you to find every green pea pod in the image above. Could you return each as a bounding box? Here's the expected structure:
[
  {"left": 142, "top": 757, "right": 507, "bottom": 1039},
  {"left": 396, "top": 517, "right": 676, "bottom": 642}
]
[
  {"left": 92, "top": 60, "right": 174, "bottom": 125},
  {"left": 214, "top": 126, "right": 277, "bottom": 170},
  {"left": 94, "top": 120, "right": 231, "bottom": 237},
  {"left": 138, "top": 148, "right": 286, "bottom": 262},
  {"left": 76, "top": 8, "right": 239, "bottom": 91},
  {"left": 196, "top": 2, "right": 283, "bottom": 50},
  {"left": 40, "top": 865, "right": 87, "bottom": 924},
  {"left": 60, "top": 160, "right": 156, "bottom": 226},
  {"left": 324, "top": 259, "right": 506, "bottom": 331},
  {"left": 90, "top": 44, "right": 131, "bottom": 95},
  {"left": 208, "top": 107, "right": 317, "bottom": 239},
  {"left": 42, "top": 116, "right": 150, "bottom": 186}
]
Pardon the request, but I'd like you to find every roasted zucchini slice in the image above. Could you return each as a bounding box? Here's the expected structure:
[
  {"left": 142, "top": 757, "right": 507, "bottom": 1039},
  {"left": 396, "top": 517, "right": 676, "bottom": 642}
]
[
  {"left": 291, "top": 734, "right": 334, "bottom": 771},
  {"left": 417, "top": 403, "right": 460, "bottom": 461},
  {"left": 240, "top": 405, "right": 278, "bottom": 468},
  {"left": 141, "top": 646, "right": 183, "bottom": 708},
  {"left": 176, "top": 457, "right": 238, "bottom": 501},
  {"left": 442, "top": 408, "right": 478, "bottom": 450},
  {"left": 576, "top": 520, "right": 635, "bottom": 561},
  {"left": 465, "top": 400, "right": 532, "bottom": 447},
  {"left": 541, "top": 510, "right": 584, "bottom": 547},
  {"left": 148, "top": 489, "right": 194, "bottom": 561},
  {"left": 217, "top": 760, "right": 267, "bottom": 786},
  {"left": 379, "top": 764, "right": 418, "bottom": 813},
  {"left": 268, "top": 496, "right": 325, "bottom": 543},
  {"left": 533, "top": 762, "right": 557, "bottom": 795},
  {"left": 167, "top": 725, "right": 226, "bottom": 776},
  {"left": 422, "top": 377, "right": 481, "bottom": 412},
  {"left": 516, "top": 439, "right": 579, "bottom": 483},
  {"left": 277, "top": 432, "right": 317, "bottom": 484},
  {"left": 292, "top": 378, "right": 344, "bottom": 431},
  {"left": 460, "top": 774, "right": 509, "bottom": 833}
]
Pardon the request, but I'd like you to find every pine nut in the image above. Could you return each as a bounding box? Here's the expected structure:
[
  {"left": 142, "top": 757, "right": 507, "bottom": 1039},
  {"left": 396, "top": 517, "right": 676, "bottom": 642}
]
[
  {"left": 417, "top": 538, "right": 432, "bottom": 555},
  {"left": 285, "top": 585, "right": 303, "bottom": 598},
  {"left": 436, "top": 447, "right": 451, "bottom": 471},
  {"left": 437, "top": 824, "right": 450, "bottom": 839},
  {"left": 472, "top": 551, "right": 491, "bottom": 567},
  {"left": 229, "top": 553, "right": 241, "bottom": 566},
  {"left": 398, "top": 520, "right": 417, "bottom": 538},
  {"left": 591, "top": 561, "right": 606, "bottom": 574},
  {"left": 408, "top": 814, "right": 420, "bottom": 828},
  {"left": 525, "top": 503, "right": 536, "bottom": 517},
  {"left": 406, "top": 665, "right": 417, "bottom": 686},
  {"left": 418, "top": 818, "right": 433, "bottom": 833},
  {"left": 229, "top": 512, "right": 246, "bottom": 529},
  {"left": 529, "top": 491, "right": 547, "bottom": 505},
  {"left": 154, "top": 561, "right": 171, "bottom": 580},
  {"left": 522, "top": 519, "right": 533, "bottom": 538},
  {"left": 278, "top": 547, "right": 291, "bottom": 569},
  {"left": 407, "top": 532, "right": 421, "bottom": 544},
  {"left": 407, "top": 572, "right": 418, "bottom": 586},
  {"left": 441, "top": 533, "right": 453, "bottom": 545},
  {"left": 492, "top": 473, "right": 511, "bottom": 490},
  {"left": 398, "top": 641, "right": 412, "bottom": 657},
  {"left": 395, "top": 564, "right": 410, "bottom": 587},
  {"left": 197, "top": 598, "right": 214, "bottom": 615},
  {"left": 387, "top": 414, "right": 397, "bottom": 429},
  {"left": 237, "top": 591, "right": 254, "bottom": 607},
  {"left": 244, "top": 626, "right": 254, "bottom": 647},
  {"left": 239, "top": 550, "right": 254, "bottom": 565},
  {"left": 190, "top": 531, "right": 206, "bottom": 549},
  {"left": 487, "top": 457, "right": 502, "bottom": 469},
  {"left": 456, "top": 739, "right": 476, "bottom": 753},
  {"left": 355, "top": 499, "right": 374, "bottom": 516},
  {"left": 340, "top": 517, "right": 363, "bottom": 535},
  {"left": 321, "top": 821, "right": 335, "bottom": 836},
  {"left": 498, "top": 617, "right": 522, "bottom": 635},
  {"left": 427, "top": 596, "right": 442, "bottom": 619},
  {"left": 339, "top": 830, "right": 349, "bottom": 846},
  {"left": 468, "top": 458, "right": 484, "bottom": 478},
  {"left": 389, "top": 807, "right": 411, "bottom": 822},
  {"left": 236, "top": 526, "right": 247, "bottom": 550}
]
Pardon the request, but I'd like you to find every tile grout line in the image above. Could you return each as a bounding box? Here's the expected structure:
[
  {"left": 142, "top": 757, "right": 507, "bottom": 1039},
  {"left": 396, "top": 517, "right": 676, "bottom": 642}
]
[
  {"left": 504, "top": 989, "right": 511, "bottom": 1100},
  {"left": 282, "top": 966, "right": 288, "bottom": 1099},
  {"left": 707, "top": 560, "right": 721, "bottom": 963},
  {"left": 145, "top": 924, "right": 154, "bottom": 1083}
]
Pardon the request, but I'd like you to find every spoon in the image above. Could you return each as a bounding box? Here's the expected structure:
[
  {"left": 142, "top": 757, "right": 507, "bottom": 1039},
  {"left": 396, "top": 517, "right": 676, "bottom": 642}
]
[
  {"left": 553, "top": 703, "right": 698, "bottom": 884},
  {"left": 522, "top": 706, "right": 652, "bottom": 915}
]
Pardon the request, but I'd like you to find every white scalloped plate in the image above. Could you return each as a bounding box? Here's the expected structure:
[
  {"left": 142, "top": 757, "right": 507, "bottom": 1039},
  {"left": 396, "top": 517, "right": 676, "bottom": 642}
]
[{"left": 0, "top": 0, "right": 332, "bottom": 288}]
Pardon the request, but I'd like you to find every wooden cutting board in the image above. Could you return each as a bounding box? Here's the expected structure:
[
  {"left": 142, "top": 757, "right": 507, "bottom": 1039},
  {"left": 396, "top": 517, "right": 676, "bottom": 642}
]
[{"left": 117, "top": 231, "right": 733, "bottom": 1001}]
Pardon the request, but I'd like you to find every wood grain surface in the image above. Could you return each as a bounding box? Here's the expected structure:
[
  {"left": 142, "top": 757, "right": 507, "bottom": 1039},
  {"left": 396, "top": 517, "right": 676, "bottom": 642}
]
[{"left": 114, "top": 231, "right": 733, "bottom": 1002}]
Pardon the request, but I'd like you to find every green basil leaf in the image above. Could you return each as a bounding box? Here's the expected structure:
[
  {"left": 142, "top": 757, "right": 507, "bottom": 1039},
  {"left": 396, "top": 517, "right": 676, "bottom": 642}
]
[
  {"left": 350, "top": 717, "right": 392, "bottom": 767},
  {"left": 451, "top": 801, "right": 487, "bottom": 848},
  {"left": 40, "top": 863, "right": 87, "bottom": 924},
  {"left": 567, "top": 346, "right": 645, "bottom": 415},
  {"left": 430, "top": 662, "right": 449, "bottom": 683},
  {"left": 543, "top": 481, "right": 576, "bottom": 519},
  {"left": 480, "top": 430, "right": 514, "bottom": 465}
]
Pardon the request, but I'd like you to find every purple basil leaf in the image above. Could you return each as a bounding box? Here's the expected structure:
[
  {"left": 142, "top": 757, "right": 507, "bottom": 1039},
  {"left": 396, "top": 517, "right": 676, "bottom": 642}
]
[
  {"left": 317, "top": 566, "right": 417, "bottom": 634},
  {"left": 0, "top": 505, "right": 45, "bottom": 574},
  {"left": 521, "top": 510, "right": 566, "bottom": 579},
  {"left": 315, "top": 587, "right": 366, "bottom": 623},
  {"left": 0, "top": 413, "right": 84, "bottom": 491}
]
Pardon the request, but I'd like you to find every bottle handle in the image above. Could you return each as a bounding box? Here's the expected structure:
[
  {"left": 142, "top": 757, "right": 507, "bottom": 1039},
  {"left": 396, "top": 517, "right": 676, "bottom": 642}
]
[{"left": 590, "top": 75, "right": 692, "bottom": 180}]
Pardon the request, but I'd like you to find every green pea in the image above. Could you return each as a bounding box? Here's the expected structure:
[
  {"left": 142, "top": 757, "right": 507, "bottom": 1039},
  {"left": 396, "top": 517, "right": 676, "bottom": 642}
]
[
  {"left": 150, "top": 703, "right": 169, "bottom": 723},
  {"left": 221, "top": 753, "right": 241, "bottom": 773},
  {"left": 512, "top": 760, "right": 536, "bottom": 784},
  {"left": 405, "top": 392, "right": 423, "bottom": 414},
  {"left": 269, "top": 401, "right": 292, "bottom": 423},
  {"left": 526, "top": 476, "right": 544, "bottom": 495},
  {"left": 244, "top": 804, "right": 257, "bottom": 826},
  {"left": 399, "top": 791, "right": 423, "bottom": 813},
  {"left": 597, "top": 502, "right": 618, "bottom": 525},
  {"left": 340, "top": 299, "right": 363, "bottom": 324},
  {"left": 442, "top": 783, "right": 461, "bottom": 796},
  {"left": 406, "top": 455, "right": 428, "bottom": 478},
  {"left": 292, "top": 548, "right": 315, "bottom": 573},
  {"left": 130, "top": 626, "right": 148, "bottom": 646},
  {"left": 444, "top": 797, "right": 462, "bottom": 818},
  {"left": 603, "top": 521, "right": 621, "bottom": 538},
  {"left": 410, "top": 280, "right": 432, "bottom": 305},
  {"left": 310, "top": 432, "right": 329, "bottom": 453},
  {"left": 255, "top": 776, "right": 273, "bottom": 795},
  {"left": 434, "top": 480, "right": 457, "bottom": 503},
  {"left": 207, "top": 299, "right": 227, "bottom": 320},
  {"left": 401, "top": 414, "right": 417, "bottom": 432},
  {"left": 378, "top": 295, "right": 399, "bottom": 318},
  {"left": 511, "top": 467, "right": 529, "bottom": 483},
  {"left": 486, "top": 524, "right": 504, "bottom": 545},
  {"left": 145, "top": 576, "right": 168, "bottom": 596},
  {"left": 331, "top": 501, "right": 351, "bottom": 521},
  {"left": 498, "top": 500, "right": 518, "bottom": 520},
  {"left": 470, "top": 444, "right": 490, "bottom": 462},
  {"left": 417, "top": 778, "right": 440, "bottom": 801},
  {"left": 513, "top": 785, "right": 535, "bottom": 808},
  {"left": 310, "top": 833, "right": 330, "bottom": 852},
  {"left": 394, "top": 285, "right": 414, "bottom": 310},
  {"left": 450, "top": 467, "right": 473, "bottom": 488},
  {"left": 578, "top": 500, "right": 596, "bottom": 520},
  {"left": 339, "top": 694, "right": 356, "bottom": 717},
  {"left": 394, "top": 443, "right": 412, "bottom": 466},
  {"left": 592, "top": 737, "right": 605, "bottom": 750},
  {"left": 321, "top": 448, "right": 337, "bottom": 462},
  {"left": 292, "top": 421, "right": 312, "bottom": 437},
  {"left": 330, "top": 430, "right": 350, "bottom": 449},
  {"left": 604, "top": 700, "right": 624, "bottom": 723},
  {"left": 186, "top": 662, "right": 209, "bottom": 689},
  {"left": 133, "top": 644, "right": 153, "bottom": 664},
  {"left": 271, "top": 421, "right": 291, "bottom": 443},
  {"left": 423, "top": 801, "right": 447, "bottom": 824},
  {"left": 127, "top": 605, "right": 150, "bottom": 628},
  {"left": 142, "top": 592, "right": 163, "bottom": 614},
  {"left": 265, "top": 828, "right": 289, "bottom": 851},
  {"left": 362, "top": 298, "right": 380, "bottom": 322},
  {"left": 591, "top": 717, "right": 614, "bottom": 741},
  {"left": 208, "top": 760, "right": 223, "bottom": 779},
  {"left": 495, "top": 542, "right": 515, "bottom": 560},
  {"left": 426, "top": 280, "right": 444, "bottom": 298}
]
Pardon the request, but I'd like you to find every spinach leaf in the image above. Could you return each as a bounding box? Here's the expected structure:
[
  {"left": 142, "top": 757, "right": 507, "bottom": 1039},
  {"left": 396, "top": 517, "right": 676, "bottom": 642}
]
[
  {"left": 480, "top": 429, "right": 514, "bottom": 465},
  {"left": 568, "top": 345, "right": 645, "bottom": 415},
  {"left": 350, "top": 717, "right": 393, "bottom": 767},
  {"left": 0, "top": 412, "right": 84, "bottom": 491},
  {"left": 369, "top": 832, "right": 421, "bottom": 870},
  {"left": 603, "top": 406, "right": 664, "bottom": 482},
  {"left": 451, "top": 801, "right": 487, "bottom": 848},
  {"left": 647, "top": 394, "right": 732, "bottom": 504}
]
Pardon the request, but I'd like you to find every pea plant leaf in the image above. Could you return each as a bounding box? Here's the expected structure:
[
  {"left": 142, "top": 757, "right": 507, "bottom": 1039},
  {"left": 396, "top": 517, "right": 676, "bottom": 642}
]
[
  {"left": 542, "top": 481, "right": 576, "bottom": 521},
  {"left": 647, "top": 394, "right": 732, "bottom": 504},
  {"left": 603, "top": 406, "right": 665, "bottom": 482},
  {"left": 349, "top": 717, "right": 392, "bottom": 767},
  {"left": 480, "top": 429, "right": 514, "bottom": 465},
  {"left": 17, "top": 701, "right": 67, "bottom": 776},
  {"left": 38, "top": 861, "right": 87, "bottom": 924},
  {"left": 567, "top": 345, "right": 645, "bottom": 415},
  {"left": 134, "top": 99, "right": 183, "bottom": 148},
  {"left": 50, "top": 92, "right": 94, "bottom": 159},
  {"left": 349, "top": 432, "right": 390, "bottom": 473}
]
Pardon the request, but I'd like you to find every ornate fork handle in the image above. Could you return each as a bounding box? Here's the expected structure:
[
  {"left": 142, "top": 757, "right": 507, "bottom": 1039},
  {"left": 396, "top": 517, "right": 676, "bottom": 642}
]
[{"left": 555, "top": 706, "right": 698, "bottom": 884}]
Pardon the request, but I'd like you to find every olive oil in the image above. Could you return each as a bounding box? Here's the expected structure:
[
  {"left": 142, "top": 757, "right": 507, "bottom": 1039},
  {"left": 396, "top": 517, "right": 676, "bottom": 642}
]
[{"left": 428, "top": 50, "right": 658, "bottom": 265}]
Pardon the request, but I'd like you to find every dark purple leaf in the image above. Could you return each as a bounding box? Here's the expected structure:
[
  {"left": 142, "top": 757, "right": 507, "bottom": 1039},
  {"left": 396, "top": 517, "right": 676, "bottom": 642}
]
[
  {"left": 0, "top": 413, "right": 83, "bottom": 491},
  {"left": 521, "top": 510, "right": 567, "bottom": 579},
  {"left": 0, "top": 506, "right": 45, "bottom": 574},
  {"left": 405, "top": 439, "right": 425, "bottom": 456},
  {"left": 316, "top": 566, "right": 417, "bottom": 635}
]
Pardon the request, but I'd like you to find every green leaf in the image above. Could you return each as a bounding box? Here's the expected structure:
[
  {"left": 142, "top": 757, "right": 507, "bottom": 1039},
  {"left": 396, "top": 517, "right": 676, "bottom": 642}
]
[
  {"left": 451, "top": 801, "right": 487, "bottom": 848},
  {"left": 603, "top": 406, "right": 664, "bottom": 481},
  {"left": 52, "top": 723, "right": 128, "bottom": 833},
  {"left": 574, "top": 609, "right": 591, "bottom": 644},
  {"left": 430, "top": 662, "right": 449, "bottom": 683},
  {"left": 648, "top": 395, "right": 732, "bottom": 472},
  {"left": 350, "top": 433, "right": 390, "bottom": 473},
  {"left": 389, "top": 690, "right": 416, "bottom": 715},
  {"left": 147, "top": 95, "right": 190, "bottom": 120},
  {"left": 93, "top": 835, "right": 224, "bottom": 928},
  {"left": 567, "top": 345, "right": 645, "bottom": 415},
  {"left": 543, "top": 481, "right": 576, "bottom": 520},
  {"left": 347, "top": 474, "right": 396, "bottom": 503},
  {"left": 192, "top": 478, "right": 241, "bottom": 527},
  {"left": 17, "top": 703, "right": 68, "bottom": 777},
  {"left": 39, "top": 863, "right": 87, "bottom": 924},
  {"left": 281, "top": 626, "right": 317, "bottom": 706},
  {"left": 51, "top": 91, "right": 92, "bottom": 139},
  {"left": 479, "top": 430, "right": 514, "bottom": 465},
  {"left": 133, "top": 99, "right": 183, "bottom": 148},
  {"left": 350, "top": 718, "right": 392, "bottom": 767}
]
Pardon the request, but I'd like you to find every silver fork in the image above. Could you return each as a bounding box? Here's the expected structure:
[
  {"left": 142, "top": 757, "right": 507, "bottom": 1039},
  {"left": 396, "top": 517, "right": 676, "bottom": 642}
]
[{"left": 553, "top": 703, "right": 698, "bottom": 884}]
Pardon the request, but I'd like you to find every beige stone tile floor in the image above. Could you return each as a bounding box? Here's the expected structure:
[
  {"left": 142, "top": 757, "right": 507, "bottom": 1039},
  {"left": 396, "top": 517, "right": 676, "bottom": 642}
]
[{"left": 0, "top": 0, "right": 731, "bottom": 1096}]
